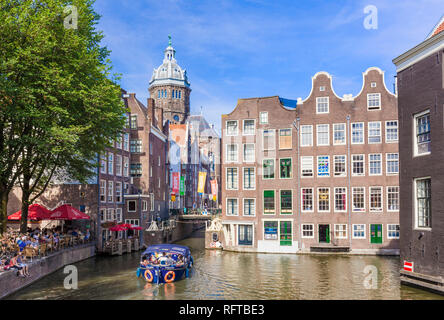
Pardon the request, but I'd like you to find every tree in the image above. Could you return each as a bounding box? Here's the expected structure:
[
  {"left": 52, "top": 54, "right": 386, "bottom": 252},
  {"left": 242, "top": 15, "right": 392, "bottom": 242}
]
[{"left": 0, "top": 0, "right": 127, "bottom": 233}]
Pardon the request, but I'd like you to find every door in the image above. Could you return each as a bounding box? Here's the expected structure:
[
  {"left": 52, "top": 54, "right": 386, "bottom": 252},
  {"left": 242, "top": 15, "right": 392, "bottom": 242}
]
[
  {"left": 238, "top": 225, "right": 253, "bottom": 246},
  {"left": 280, "top": 221, "right": 292, "bottom": 246},
  {"left": 319, "top": 224, "right": 330, "bottom": 243},
  {"left": 370, "top": 224, "right": 383, "bottom": 244}
]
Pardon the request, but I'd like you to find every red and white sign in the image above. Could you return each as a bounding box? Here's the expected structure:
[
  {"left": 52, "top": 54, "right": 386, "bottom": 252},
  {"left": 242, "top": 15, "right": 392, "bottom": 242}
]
[
  {"left": 172, "top": 172, "right": 180, "bottom": 194},
  {"left": 210, "top": 180, "right": 218, "bottom": 200},
  {"left": 403, "top": 261, "right": 414, "bottom": 272}
]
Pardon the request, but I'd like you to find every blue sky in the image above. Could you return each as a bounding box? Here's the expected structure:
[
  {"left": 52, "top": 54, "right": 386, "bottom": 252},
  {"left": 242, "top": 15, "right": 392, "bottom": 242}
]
[{"left": 94, "top": 0, "right": 443, "bottom": 133}]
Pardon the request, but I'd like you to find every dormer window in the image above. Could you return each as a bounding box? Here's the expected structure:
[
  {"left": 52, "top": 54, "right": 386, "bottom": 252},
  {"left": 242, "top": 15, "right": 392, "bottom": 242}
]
[
  {"left": 367, "top": 93, "right": 381, "bottom": 110},
  {"left": 320, "top": 86, "right": 326, "bottom": 91},
  {"left": 316, "top": 97, "right": 329, "bottom": 114},
  {"left": 371, "top": 82, "right": 377, "bottom": 88}
]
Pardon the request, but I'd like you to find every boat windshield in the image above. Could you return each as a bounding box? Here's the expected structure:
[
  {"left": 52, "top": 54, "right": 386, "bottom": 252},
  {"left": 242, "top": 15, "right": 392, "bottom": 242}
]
[{"left": 140, "top": 252, "right": 185, "bottom": 267}]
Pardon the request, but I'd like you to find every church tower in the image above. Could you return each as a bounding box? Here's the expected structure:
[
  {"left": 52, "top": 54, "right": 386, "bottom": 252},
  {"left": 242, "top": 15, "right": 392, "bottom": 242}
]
[{"left": 148, "top": 36, "right": 191, "bottom": 124}]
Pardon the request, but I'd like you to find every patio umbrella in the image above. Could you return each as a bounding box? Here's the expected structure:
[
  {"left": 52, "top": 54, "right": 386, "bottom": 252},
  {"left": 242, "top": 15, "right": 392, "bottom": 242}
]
[
  {"left": 118, "top": 223, "right": 132, "bottom": 229},
  {"left": 129, "top": 226, "right": 143, "bottom": 230},
  {"left": 49, "top": 204, "right": 91, "bottom": 220},
  {"left": 8, "top": 204, "right": 52, "bottom": 221},
  {"left": 109, "top": 225, "right": 127, "bottom": 232}
]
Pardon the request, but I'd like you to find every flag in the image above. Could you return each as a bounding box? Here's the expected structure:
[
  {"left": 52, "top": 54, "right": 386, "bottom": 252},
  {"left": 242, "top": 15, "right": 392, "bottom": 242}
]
[
  {"left": 172, "top": 172, "right": 180, "bottom": 194},
  {"left": 198, "top": 172, "right": 207, "bottom": 194},
  {"left": 179, "top": 176, "right": 185, "bottom": 196},
  {"left": 210, "top": 180, "right": 218, "bottom": 201}
]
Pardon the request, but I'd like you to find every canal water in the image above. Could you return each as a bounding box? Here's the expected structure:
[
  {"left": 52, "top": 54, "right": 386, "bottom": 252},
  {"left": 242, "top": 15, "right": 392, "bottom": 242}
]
[{"left": 6, "top": 230, "right": 443, "bottom": 300}]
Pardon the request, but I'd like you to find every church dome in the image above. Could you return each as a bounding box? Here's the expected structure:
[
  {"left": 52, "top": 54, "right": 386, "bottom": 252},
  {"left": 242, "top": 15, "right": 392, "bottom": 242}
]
[{"left": 149, "top": 37, "right": 190, "bottom": 88}]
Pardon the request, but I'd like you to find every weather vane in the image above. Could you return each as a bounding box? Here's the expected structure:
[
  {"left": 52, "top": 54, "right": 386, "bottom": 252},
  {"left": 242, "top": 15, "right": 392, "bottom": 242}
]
[{"left": 168, "top": 35, "right": 172, "bottom": 46}]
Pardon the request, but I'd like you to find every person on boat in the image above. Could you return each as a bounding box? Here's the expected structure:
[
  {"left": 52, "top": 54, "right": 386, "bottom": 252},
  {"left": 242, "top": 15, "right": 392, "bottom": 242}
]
[
  {"left": 158, "top": 252, "right": 168, "bottom": 266},
  {"left": 176, "top": 255, "right": 184, "bottom": 267},
  {"left": 140, "top": 257, "right": 149, "bottom": 269},
  {"left": 166, "top": 254, "right": 175, "bottom": 266}
]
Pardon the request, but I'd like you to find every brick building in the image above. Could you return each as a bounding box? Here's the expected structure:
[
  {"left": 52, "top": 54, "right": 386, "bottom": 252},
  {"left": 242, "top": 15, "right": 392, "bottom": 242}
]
[
  {"left": 221, "top": 67, "right": 399, "bottom": 254},
  {"left": 393, "top": 16, "right": 444, "bottom": 293}
]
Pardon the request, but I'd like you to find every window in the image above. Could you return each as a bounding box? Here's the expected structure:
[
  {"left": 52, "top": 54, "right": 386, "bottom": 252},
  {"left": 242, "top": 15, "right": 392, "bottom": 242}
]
[
  {"left": 106, "top": 209, "right": 113, "bottom": 222},
  {"left": 353, "top": 224, "right": 366, "bottom": 239},
  {"left": 243, "top": 167, "right": 255, "bottom": 190},
  {"left": 263, "top": 130, "right": 275, "bottom": 151},
  {"left": 317, "top": 156, "right": 330, "bottom": 177},
  {"left": 226, "top": 198, "right": 238, "bottom": 216},
  {"left": 351, "top": 123, "right": 364, "bottom": 144},
  {"left": 264, "top": 221, "right": 278, "bottom": 240},
  {"left": 263, "top": 159, "right": 275, "bottom": 179},
  {"left": 367, "top": 93, "right": 381, "bottom": 110},
  {"left": 333, "top": 155, "right": 346, "bottom": 177},
  {"left": 352, "top": 187, "right": 365, "bottom": 212},
  {"left": 243, "top": 120, "right": 255, "bottom": 135},
  {"left": 386, "top": 153, "right": 399, "bottom": 175},
  {"left": 226, "top": 168, "right": 238, "bottom": 190},
  {"left": 334, "top": 224, "right": 347, "bottom": 239},
  {"left": 387, "top": 186, "right": 399, "bottom": 211},
  {"left": 352, "top": 154, "right": 365, "bottom": 176},
  {"left": 415, "top": 178, "right": 431, "bottom": 228},
  {"left": 130, "top": 115, "right": 137, "bottom": 129},
  {"left": 259, "top": 112, "right": 268, "bottom": 124},
  {"left": 116, "top": 155, "right": 122, "bottom": 176},
  {"left": 316, "top": 97, "right": 329, "bottom": 114},
  {"left": 107, "top": 181, "right": 113, "bottom": 203},
  {"left": 280, "top": 190, "right": 292, "bottom": 214},
  {"left": 243, "top": 144, "right": 255, "bottom": 162},
  {"left": 100, "top": 155, "right": 106, "bottom": 174},
  {"left": 387, "top": 224, "right": 400, "bottom": 239},
  {"left": 264, "top": 190, "right": 275, "bottom": 214},
  {"left": 279, "top": 129, "right": 292, "bottom": 149},
  {"left": 226, "top": 120, "right": 238, "bottom": 136},
  {"left": 369, "top": 187, "right": 383, "bottom": 212},
  {"left": 333, "top": 123, "right": 346, "bottom": 145},
  {"left": 243, "top": 199, "right": 255, "bottom": 216},
  {"left": 123, "top": 133, "right": 129, "bottom": 151},
  {"left": 320, "top": 86, "right": 326, "bottom": 91},
  {"left": 115, "top": 135, "right": 122, "bottom": 149},
  {"left": 130, "top": 163, "right": 142, "bottom": 177},
  {"left": 123, "top": 157, "right": 129, "bottom": 177},
  {"left": 317, "top": 124, "right": 329, "bottom": 146},
  {"left": 226, "top": 144, "right": 238, "bottom": 162},
  {"left": 130, "top": 140, "right": 142, "bottom": 153},
  {"left": 415, "top": 111, "right": 431, "bottom": 156},
  {"left": 301, "top": 156, "right": 313, "bottom": 177},
  {"left": 318, "top": 188, "right": 330, "bottom": 211},
  {"left": 371, "top": 82, "right": 377, "bottom": 88},
  {"left": 100, "top": 208, "right": 106, "bottom": 222},
  {"left": 280, "top": 158, "right": 292, "bottom": 179},
  {"left": 238, "top": 225, "right": 253, "bottom": 246},
  {"left": 369, "top": 154, "right": 382, "bottom": 175},
  {"left": 301, "top": 188, "right": 314, "bottom": 212},
  {"left": 368, "top": 122, "right": 381, "bottom": 144},
  {"left": 300, "top": 125, "right": 313, "bottom": 147},
  {"left": 100, "top": 180, "right": 106, "bottom": 202},
  {"left": 386, "top": 121, "right": 398, "bottom": 142},
  {"left": 150, "top": 193, "right": 154, "bottom": 211},
  {"left": 116, "top": 208, "right": 122, "bottom": 223},
  {"left": 115, "top": 182, "right": 122, "bottom": 203},
  {"left": 334, "top": 187, "right": 347, "bottom": 212},
  {"left": 107, "top": 153, "right": 114, "bottom": 175},
  {"left": 128, "top": 200, "right": 136, "bottom": 212},
  {"left": 301, "top": 224, "right": 314, "bottom": 238}
]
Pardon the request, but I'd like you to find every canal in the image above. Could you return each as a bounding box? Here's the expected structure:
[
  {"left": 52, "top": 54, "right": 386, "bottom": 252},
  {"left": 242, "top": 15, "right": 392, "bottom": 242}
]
[{"left": 5, "top": 230, "right": 443, "bottom": 300}]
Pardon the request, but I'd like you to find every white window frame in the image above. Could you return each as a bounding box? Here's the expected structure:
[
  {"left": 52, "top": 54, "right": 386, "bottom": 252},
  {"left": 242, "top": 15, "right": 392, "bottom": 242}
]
[
  {"left": 367, "top": 93, "right": 381, "bottom": 110},
  {"left": 387, "top": 186, "right": 400, "bottom": 212},
  {"left": 352, "top": 187, "right": 366, "bottom": 212},
  {"left": 262, "top": 158, "right": 275, "bottom": 180},
  {"left": 107, "top": 153, "right": 114, "bottom": 175},
  {"left": 333, "top": 123, "right": 346, "bottom": 145},
  {"left": 334, "top": 224, "right": 347, "bottom": 239},
  {"left": 352, "top": 224, "right": 366, "bottom": 239},
  {"left": 259, "top": 112, "right": 268, "bottom": 124},
  {"left": 278, "top": 128, "right": 292, "bottom": 150},
  {"left": 226, "top": 167, "right": 239, "bottom": 191},
  {"left": 243, "top": 143, "right": 255, "bottom": 163},
  {"left": 243, "top": 198, "right": 256, "bottom": 217},
  {"left": 369, "top": 186, "right": 383, "bottom": 212},
  {"left": 100, "top": 180, "right": 106, "bottom": 203},
  {"left": 226, "top": 144, "right": 238, "bottom": 163},
  {"left": 300, "top": 125, "right": 313, "bottom": 147},
  {"left": 317, "top": 155, "right": 330, "bottom": 178},
  {"left": 334, "top": 187, "right": 347, "bottom": 212},
  {"left": 386, "top": 153, "right": 399, "bottom": 175},
  {"left": 116, "top": 155, "right": 122, "bottom": 176},
  {"left": 317, "top": 187, "right": 330, "bottom": 212},
  {"left": 262, "top": 129, "right": 276, "bottom": 151},
  {"left": 243, "top": 167, "right": 256, "bottom": 190},
  {"left": 301, "top": 156, "right": 314, "bottom": 178},
  {"left": 385, "top": 120, "right": 398, "bottom": 143},
  {"left": 413, "top": 110, "right": 431, "bottom": 157},
  {"left": 279, "top": 157, "right": 292, "bottom": 179},
  {"left": 107, "top": 181, "right": 113, "bottom": 203},
  {"left": 352, "top": 154, "right": 365, "bottom": 177},
  {"left": 414, "top": 177, "right": 432, "bottom": 230},
  {"left": 368, "top": 153, "right": 382, "bottom": 176},
  {"left": 301, "top": 188, "right": 314, "bottom": 212},
  {"left": 333, "top": 155, "right": 347, "bottom": 177},
  {"left": 226, "top": 198, "right": 239, "bottom": 216},
  {"left": 368, "top": 121, "right": 382, "bottom": 144},
  {"left": 301, "top": 224, "right": 315, "bottom": 239},
  {"left": 226, "top": 120, "right": 238, "bottom": 136},
  {"left": 243, "top": 119, "right": 256, "bottom": 136},
  {"left": 387, "top": 224, "right": 400, "bottom": 239},
  {"left": 351, "top": 122, "right": 364, "bottom": 144},
  {"left": 316, "top": 97, "right": 329, "bottom": 114},
  {"left": 316, "top": 124, "right": 330, "bottom": 146}
]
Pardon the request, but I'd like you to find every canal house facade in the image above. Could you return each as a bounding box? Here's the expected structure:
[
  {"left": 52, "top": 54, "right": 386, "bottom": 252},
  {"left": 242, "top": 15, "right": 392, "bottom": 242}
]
[
  {"left": 221, "top": 67, "right": 400, "bottom": 254},
  {"left": 393, "top": 17, "right": 444, "bottom": 292}
]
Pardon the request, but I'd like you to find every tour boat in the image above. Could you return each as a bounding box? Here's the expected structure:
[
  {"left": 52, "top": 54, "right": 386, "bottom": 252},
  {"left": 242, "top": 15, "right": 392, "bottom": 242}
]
[{"left": 136, "top": 244, "right": 194, "bottom": 284}]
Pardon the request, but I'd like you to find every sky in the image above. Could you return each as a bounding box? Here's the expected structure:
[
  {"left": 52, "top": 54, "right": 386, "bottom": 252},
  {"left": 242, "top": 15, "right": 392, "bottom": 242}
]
[{"left": 93, "top": 0, "right": 444, "bottom": 134}]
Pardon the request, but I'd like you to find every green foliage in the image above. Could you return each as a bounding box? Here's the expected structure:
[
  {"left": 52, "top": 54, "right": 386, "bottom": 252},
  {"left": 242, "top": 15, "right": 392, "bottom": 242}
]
[{"left": 0, "top": 0, "right": 128, "bottom": 233}]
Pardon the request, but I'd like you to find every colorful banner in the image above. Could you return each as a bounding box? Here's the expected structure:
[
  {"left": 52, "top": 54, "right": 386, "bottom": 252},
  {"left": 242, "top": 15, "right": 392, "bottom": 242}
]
[
  {"left": 210, "top": 180, "right": 218, "bottom": 201},
  {"left": 179, "top": 176, "right": 185, "bottom": 196},
  {"left": 197, "top": 172, "right": 207, "bottom": 194},
  {"left": 172, "top": 172, "right": 180, "bottom": 194}
]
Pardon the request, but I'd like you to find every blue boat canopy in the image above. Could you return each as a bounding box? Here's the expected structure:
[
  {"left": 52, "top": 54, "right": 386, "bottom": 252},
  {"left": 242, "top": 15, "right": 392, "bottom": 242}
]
[{"left": 142, "top": 244, "right": 191, "bottom": 257}]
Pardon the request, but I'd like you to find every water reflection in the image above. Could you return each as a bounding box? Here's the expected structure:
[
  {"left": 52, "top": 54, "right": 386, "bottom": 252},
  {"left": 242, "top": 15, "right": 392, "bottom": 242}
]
[{"left": 5, "top": 230, "right": 443, "bottom": 300}]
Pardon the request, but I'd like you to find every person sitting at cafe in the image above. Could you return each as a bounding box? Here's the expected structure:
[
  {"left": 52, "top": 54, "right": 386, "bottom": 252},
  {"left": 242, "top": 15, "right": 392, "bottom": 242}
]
[
  {"left": 9, "top": 254, "right": 25, "bottom": 277},
  {"left": 84, "top": 229, "right": 91, "bottom": 241},
  {"left": 17, "top": 253, "right": 30, "bottom": 277}
]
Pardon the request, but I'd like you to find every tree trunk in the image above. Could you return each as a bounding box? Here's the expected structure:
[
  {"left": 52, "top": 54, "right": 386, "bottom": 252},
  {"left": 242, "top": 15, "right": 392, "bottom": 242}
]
[
  {"left": 0, "top": 188, "right": 8, "bottom": 235},
  {"left": 20, "top": 179, "right": 31, "bottom": 234}
]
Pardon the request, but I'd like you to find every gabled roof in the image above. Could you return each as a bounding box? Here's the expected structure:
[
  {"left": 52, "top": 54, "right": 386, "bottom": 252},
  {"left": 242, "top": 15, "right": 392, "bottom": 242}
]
[{"left": 427, "top": 15, "right": 444, "bottom": 39}]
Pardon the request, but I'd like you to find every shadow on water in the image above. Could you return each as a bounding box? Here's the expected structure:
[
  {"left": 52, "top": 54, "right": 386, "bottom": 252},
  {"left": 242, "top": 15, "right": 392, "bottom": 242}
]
[{"left": 5, "top": 229, "right": 444, "bottom": 300}]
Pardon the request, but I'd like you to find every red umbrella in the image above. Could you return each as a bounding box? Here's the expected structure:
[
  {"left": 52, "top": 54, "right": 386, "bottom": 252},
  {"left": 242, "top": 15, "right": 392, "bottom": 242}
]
[
  {"left": 130, "top": 226, "right": 143, "bottom": 231},
  {"left": 118, "top": 223, "right": 132, "bottom": 229},
  {"left": 109, "top": 225, "right": 127, "bottom": 232},
  {"left": 49, "top": 204, "right": 91, "bottom": 220},
  {"left": 8, "top": 204, "right": 52, "bottom": 221}
]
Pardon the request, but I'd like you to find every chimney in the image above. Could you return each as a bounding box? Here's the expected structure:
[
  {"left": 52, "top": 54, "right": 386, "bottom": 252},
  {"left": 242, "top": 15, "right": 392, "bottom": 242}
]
[
  {"left": 147, "top": 98, "right": 156, "bottom": 127},
  {"left": 155, "top": 107, "right": 164, "bottom": 130}
]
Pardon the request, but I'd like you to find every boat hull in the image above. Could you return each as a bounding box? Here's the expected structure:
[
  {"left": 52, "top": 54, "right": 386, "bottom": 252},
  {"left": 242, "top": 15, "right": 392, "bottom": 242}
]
[{"left": 137, "top": 265, "right": 191, "bottom": 284}]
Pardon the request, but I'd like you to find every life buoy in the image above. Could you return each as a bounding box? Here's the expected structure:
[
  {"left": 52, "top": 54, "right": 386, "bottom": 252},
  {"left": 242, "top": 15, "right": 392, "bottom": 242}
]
[
  {"left": 164, "top": 271, "right": 175, "bottom": 283},
  {"left": 144, "top": 269, "right": 153, "bottom": 282}
]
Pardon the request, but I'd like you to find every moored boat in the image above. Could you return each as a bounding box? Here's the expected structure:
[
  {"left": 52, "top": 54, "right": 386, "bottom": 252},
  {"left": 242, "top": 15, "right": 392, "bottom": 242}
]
[{"left": 136, "top": 244, "right": 193, "bottom": 284}]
